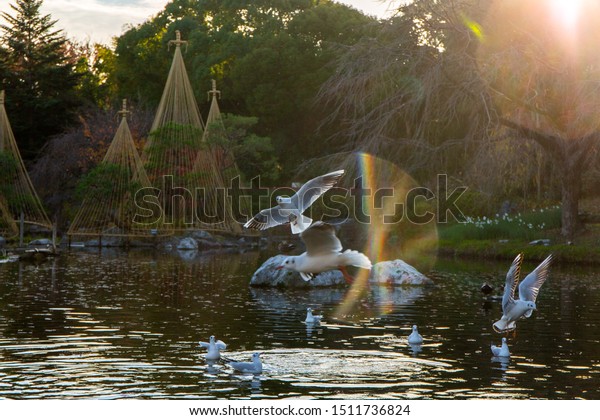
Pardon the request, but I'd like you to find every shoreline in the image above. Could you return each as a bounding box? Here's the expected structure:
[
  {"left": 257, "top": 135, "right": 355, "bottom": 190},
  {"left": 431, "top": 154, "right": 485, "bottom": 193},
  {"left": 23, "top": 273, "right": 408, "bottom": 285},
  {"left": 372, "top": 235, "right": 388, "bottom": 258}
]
[{"left": 438, "top": 239, "right": 600, "bottom": 264}]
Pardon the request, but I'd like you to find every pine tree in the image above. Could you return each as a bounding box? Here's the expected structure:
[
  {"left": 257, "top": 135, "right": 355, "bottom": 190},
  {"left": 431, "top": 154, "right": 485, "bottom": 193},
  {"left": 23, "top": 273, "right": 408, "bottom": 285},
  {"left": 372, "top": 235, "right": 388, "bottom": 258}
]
[{"left": 0, "top": 0, "right": 81, "bottom": 160}]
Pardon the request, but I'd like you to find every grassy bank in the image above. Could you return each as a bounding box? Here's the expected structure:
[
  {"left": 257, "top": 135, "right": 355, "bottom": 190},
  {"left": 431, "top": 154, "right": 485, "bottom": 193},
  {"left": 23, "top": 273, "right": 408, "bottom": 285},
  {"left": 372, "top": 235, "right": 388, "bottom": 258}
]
[{"left": 438, "top": 207, "right": 600, "bottom": 263}]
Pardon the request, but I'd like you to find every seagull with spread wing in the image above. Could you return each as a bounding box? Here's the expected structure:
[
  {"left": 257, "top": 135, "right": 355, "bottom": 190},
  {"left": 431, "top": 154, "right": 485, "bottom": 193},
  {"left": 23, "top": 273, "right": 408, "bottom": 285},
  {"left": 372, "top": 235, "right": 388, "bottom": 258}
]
[
  {"left": 199, "top": 335, "right": 227, "bottom": 360},
  {"left": 244, "top": 169, "right": 344, "bottom": 234},
  {"left": 277, "top": 221, "right": 372, "bottom": 283},
  {"left": 493, "top": 253, "right": 553, "bottom": 333}
]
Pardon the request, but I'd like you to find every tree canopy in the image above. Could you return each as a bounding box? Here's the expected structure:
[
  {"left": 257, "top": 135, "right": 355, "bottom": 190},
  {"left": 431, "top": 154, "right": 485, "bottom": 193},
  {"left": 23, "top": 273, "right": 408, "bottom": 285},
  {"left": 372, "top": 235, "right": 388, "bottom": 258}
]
[
  {"left": 320, "top": 0, "right": 600, "bottom": 238},
  {"left": 0, "top": 0, "right": 82, "bottom": 160},
  {"left": 112, "top": 0, "right": 377, "bottom": 174}
]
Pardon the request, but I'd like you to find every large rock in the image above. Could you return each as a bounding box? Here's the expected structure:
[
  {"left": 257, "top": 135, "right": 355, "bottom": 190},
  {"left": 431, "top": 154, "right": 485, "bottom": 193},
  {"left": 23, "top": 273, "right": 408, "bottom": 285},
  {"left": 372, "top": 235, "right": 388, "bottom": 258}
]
[
  {"left": 188, "top": 230, "right": 214, "bottom": 241},
  {"left": 161, "top": 231, "right": 228, "bottom": 251},
  {"left": 28, "top": 238, "right": 52, "bottom": 246},
  {"left": 250, "top": 255, "right": 347, "bottom": 288},
  {"left": 176, "top": 237, "right": 199, "bottom": 250},
  {"left": 0, "top": 236, "right": 6, "bottom": 249},
  {"left": 369, "top": 259, "right": 431, "bottom": 285}
]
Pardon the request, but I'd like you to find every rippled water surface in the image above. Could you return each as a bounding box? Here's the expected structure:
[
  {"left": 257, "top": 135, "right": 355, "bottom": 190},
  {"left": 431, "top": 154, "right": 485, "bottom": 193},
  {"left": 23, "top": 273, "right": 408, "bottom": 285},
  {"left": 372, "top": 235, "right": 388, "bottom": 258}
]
[{"left": 1, "top": 249, "right": 599, "bottom": 399}]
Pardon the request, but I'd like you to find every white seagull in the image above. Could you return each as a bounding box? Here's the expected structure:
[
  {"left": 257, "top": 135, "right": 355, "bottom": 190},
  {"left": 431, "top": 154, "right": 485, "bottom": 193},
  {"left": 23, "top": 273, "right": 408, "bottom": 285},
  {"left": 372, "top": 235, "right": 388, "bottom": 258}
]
[
  {"left": 229, "top": 352, "right": 263, "bottom": 374},
  {"left": 491, "top": 337, "right": 510, "bottom": 357},
  {"left": 407, "top": 325, "right": 423, "bottom": 345},
  {"left": 493, "top": 253, "right": 552, "bottom": 333},
  {"left": 244, "top": 169, "right": 344, "bottom": 234},
  {"left": 199, "top": 335, "right": 227, "bottom": 360},
  {"left": 305, "top": 308, "right": 323, "bottom": 324},
  {"left": 277, "top": 221, "right": 372, "bottom": 283}
]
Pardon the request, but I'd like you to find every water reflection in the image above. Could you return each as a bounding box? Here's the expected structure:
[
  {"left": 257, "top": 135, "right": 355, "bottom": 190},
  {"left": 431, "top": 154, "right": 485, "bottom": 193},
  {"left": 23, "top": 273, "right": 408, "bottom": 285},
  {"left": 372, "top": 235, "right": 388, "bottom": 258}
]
[{"left": 0, "top": 250, "right": 599, "bottom": 399}]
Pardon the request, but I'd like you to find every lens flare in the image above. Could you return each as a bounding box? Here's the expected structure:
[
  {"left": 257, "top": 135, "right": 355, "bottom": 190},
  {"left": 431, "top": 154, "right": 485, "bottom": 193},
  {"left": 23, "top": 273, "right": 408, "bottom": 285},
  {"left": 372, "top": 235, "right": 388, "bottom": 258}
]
[
  {"left": 462, "top": 15, "right": 485, "bottom": 41},
  {"left": 334, "top": 152, "right": 438, "bottom": 319}
]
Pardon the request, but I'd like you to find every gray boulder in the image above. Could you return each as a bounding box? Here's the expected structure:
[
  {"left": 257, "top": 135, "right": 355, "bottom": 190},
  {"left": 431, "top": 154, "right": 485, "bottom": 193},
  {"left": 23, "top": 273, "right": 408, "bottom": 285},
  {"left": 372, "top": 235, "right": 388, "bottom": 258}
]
[
  {"left": 529, "top": 239, "right": 551, "bottom": 246},
  {"left": 0, "top": 236, "right": 6, "bottom": 249},
  {"left": 28, "top": 238, "right": 52, "bottom": 246},
  {"left": 250, "top": 255, "right": 347, "bottom": 288},
  {"left": 369, "top": 259, "right": 431, "bottom": 285},
  {"left": 188, "top": 230, "right": 214, "bottom": 241},
  {"left": 176, "top": 237, "right": 199, "bottom": 250}
]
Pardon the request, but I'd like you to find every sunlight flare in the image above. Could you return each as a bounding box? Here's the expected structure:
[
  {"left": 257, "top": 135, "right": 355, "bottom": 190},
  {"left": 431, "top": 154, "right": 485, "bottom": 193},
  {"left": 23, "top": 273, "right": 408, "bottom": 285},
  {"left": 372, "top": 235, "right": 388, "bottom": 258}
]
[{"left": 549, "top": 0, "right": 584, "bottom": 31}]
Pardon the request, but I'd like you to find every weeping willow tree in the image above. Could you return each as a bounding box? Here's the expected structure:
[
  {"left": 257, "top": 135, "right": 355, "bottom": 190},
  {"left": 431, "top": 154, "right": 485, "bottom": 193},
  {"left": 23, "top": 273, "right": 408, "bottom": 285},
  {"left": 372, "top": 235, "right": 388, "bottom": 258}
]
[
  {"left": 319, "top": 0, "right": 600, "bottom": 240},
  {"left": 68, "top": 100, "right": 165, "bottom": 238},
  {"left": 318, "top": 0, "right": 493, "bottom": 175},
  {"left": 0, "top": 90, "right": 51, "bottom": 237}
]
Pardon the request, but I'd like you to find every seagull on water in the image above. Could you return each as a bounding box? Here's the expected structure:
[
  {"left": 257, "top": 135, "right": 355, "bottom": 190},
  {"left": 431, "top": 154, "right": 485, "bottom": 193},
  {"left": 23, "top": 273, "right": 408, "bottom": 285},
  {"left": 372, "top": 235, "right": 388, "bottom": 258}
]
[
  {"left": 491, "top": 337, "right": 510, "bottom": 357},
  {"left": 229, "top": 352, "right": 263, "bottom": 374},
  {"left": 244, "top": 169, "right": 344, "bottom": 234},
  {"left": 199, "top": 335, "right": 227, "bottom": 360},
  {"left": 493, "top": 253, "right": 552, "bottom": 333},
  {"left": 277, "top": 221, "right": 372, "bottom": 283},
  {"left": 407, "top": 325, "right": 423, "bottom": 345},
  {"left": 305, "top": 308, "right": 323, "bottom": 324}
]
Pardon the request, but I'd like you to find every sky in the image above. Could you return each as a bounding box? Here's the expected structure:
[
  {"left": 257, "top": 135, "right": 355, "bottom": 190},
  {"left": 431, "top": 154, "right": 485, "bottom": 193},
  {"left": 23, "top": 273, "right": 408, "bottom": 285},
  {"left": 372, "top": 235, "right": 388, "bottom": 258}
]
[{"left": 0, "top": 1, "right": 400, "bottom": 44}]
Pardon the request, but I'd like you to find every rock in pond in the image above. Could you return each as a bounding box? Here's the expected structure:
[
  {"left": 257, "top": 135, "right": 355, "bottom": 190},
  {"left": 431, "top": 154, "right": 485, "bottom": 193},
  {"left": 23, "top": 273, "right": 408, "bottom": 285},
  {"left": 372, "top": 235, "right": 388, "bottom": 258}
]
[
  {"left": 250, "top": 255, "right": 347, "bottom": 288},
  {"left": 369, "top": 259, "right": 431, "bottom": 285},
  {"left": 176, "top": 237, "right": 199, "bottom": 250}
]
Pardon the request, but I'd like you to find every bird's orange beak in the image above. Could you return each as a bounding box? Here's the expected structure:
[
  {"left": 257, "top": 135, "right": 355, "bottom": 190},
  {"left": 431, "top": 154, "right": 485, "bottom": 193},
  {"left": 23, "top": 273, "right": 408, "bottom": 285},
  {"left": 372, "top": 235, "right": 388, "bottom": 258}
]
[{"left": 275, "top": 266, "right": 284, "bottom": 270}]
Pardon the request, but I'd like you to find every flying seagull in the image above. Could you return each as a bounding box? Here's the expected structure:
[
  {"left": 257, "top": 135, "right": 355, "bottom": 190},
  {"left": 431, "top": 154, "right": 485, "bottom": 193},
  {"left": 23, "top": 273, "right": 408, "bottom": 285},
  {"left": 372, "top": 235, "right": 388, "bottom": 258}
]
[
  {"left": 493, "top": 253, "right": 552, "bottom": 333},
  {"left": 407, "top": 325, "right": 424, "bottom": 345},
  {"left": 244, "top": 169, "right": 344, "bottom": 234},
  {"left": 199, "top": 335, "right": 227, "bottom": 360},
  {"left": 491, "top": 337, "right": 510, "bottom": 357},
  {"left": 277, "top": 221, "right": 372, "bottom": 283},
  {"left": 229, "top": 352, "right": 263, "bottom": 374}
]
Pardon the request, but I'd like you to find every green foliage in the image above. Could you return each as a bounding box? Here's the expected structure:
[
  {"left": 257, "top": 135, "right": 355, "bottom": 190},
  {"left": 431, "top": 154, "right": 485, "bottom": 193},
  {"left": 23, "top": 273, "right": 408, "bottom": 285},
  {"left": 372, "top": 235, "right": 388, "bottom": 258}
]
[
  {"left": 112, "top": 0, "right": 376, "bottom": 176},
  {"left": 144, "top": 122, "right": 203, "bottom": 176},
  {"left": 75, "top": 163, "right": 141, "bottom": 204},
  {"left": 0, "top": 151, "right": 18, "bottom": 181},
  {"left": 0, "top": 0, "right": 82, "bottom": 160},
  {"left": 73, "top": 42, "right": 117, "bottom": 108},
  {"left": 207, "top": 114, "right": 280, "bottom": 183},
  {"left": 0, "top": 150, "right": 38, "bottom": 214},
  {"left": 439, "top": 207, "right": 562, "bottom": 242}
]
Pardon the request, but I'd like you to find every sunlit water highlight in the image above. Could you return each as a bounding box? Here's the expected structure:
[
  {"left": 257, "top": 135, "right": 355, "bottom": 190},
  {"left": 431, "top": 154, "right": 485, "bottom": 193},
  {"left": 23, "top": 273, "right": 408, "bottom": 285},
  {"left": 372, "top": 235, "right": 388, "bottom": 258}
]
[{"left": 1, "top": 250, "right": 599, "bottom": 399}]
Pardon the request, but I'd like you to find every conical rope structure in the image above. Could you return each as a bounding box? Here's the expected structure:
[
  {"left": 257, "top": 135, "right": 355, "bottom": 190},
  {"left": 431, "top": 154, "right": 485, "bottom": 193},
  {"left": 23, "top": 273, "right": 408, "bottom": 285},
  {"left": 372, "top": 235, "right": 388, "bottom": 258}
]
[
  {"left": 0, "top": 90, "right": 52, "bottom": 238},
  {"left": 68, "top": 100, "right": 167, "bottom": 238},
  {"left": 143, "top": 31, "right": 244, "bottom": 234},
  {"left": 193, "top": 80, "right": 254, "bottom": 234}
]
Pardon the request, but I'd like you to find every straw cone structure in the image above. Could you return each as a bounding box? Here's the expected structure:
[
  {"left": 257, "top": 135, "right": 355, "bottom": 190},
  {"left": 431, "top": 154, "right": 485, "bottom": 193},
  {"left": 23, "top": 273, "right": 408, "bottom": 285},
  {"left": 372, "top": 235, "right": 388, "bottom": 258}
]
[
  {"left": 143, "top": 32, "right": 244, "bottom": 233},
  {"left": 0, "top": 90, "right": 51, "bottom": 237},
  {"left": 0, "top": 195, "right": 18, "bottom": 238},
  {"left": 68, "top": 100, "right": 166, "bottom": 238},
  {"left": 193, "top": 80, "right": 253, "bottom": 234}
]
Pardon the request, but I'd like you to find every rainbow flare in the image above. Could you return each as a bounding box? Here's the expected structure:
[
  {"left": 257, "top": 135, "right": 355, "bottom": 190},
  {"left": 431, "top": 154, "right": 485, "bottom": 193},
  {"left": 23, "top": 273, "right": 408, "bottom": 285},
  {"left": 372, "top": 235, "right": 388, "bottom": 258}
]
[{"left": 334, "top": 152, "right": 438, "bottom": 319}]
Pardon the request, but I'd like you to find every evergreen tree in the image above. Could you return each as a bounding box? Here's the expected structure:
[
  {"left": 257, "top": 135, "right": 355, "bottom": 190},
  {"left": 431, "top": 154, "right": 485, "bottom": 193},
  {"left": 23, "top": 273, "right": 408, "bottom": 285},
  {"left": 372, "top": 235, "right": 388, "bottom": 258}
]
[{"left": 0, "top": 0, "right": 81, "bottom": 160}]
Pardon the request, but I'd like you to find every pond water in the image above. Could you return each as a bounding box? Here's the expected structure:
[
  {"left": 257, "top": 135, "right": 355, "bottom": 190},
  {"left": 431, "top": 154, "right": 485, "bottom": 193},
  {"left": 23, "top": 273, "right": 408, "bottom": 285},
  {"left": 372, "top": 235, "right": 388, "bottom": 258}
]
[{"left": 0, "top": 248, "right": 599, "bottom": 399}]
